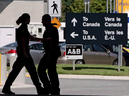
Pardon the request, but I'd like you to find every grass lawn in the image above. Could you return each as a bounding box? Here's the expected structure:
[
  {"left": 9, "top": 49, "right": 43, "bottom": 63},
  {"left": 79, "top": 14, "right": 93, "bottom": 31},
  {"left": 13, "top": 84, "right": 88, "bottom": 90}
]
[
  {"left": 56, "top": 64, "right": 129, "bottom": 76},
  {"left": 8, "top": 64, "right": 129, "bottom": 76}
]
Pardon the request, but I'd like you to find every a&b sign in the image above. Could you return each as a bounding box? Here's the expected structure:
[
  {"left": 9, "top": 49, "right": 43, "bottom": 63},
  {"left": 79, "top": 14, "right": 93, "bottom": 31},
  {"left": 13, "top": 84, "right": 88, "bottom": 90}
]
[{"left": 66, "top": 44, "right": 83, "bottom": 60}]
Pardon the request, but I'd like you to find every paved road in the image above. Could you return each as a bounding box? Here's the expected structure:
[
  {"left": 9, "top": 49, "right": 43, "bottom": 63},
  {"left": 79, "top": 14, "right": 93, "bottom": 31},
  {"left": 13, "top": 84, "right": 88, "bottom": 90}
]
[{"left": 0, "top": 75, "right": 129, "bottom": 95}]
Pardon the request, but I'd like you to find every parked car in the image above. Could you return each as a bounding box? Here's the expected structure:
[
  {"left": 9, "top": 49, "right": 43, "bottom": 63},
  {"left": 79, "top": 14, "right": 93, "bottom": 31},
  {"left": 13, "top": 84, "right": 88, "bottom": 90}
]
[
  {"left": 58, "top": 43, "right": 126, "bottom": 66},
  {"left": 102, "top": 44, "right": 129, "bottom": 66},
  {"left": 0, "top": 41, "right": 68, "bottom": 66},
  {"left": 0, "top": 41, "right": 45, "bottom": 65},
  {"left": 0, "top": 42, "right": 126, "bottom": 66}
]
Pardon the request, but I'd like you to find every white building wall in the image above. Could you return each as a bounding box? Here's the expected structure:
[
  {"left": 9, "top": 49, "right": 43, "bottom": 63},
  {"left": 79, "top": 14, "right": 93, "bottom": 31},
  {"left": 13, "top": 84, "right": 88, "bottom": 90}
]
[
  {"left": 0, "top": 0, "right": 44, "bottom": 26},
  {"left": 0, "top": 0, "right": 65, "bottom": 44},
  {"left": 0, "top": 26, "right": 15, "bottom": 47},
  {"left": 28, "top": 22, "right": 66, "bottom": 42}
]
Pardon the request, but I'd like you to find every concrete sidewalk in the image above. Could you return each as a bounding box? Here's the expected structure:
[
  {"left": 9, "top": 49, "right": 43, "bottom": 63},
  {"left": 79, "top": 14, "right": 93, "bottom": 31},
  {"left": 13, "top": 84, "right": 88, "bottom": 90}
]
[
  {"left": 58, "top": 74, "right": 129, "bottom": 80},
  {"left": 26, "top": 73, "right": 129, "bottom": 80},
  {"left": 0, "top": 74, "right": 129, "bottom": 95},
  {"left": 0, "top": 73, "right": 128, "bottom": 89}
]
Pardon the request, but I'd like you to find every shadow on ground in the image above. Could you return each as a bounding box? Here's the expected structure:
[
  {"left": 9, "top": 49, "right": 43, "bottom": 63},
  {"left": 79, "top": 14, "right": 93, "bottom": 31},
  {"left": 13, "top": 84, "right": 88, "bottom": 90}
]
[{"left": 62, "top": 67, "right": 125, "bottom": 71}]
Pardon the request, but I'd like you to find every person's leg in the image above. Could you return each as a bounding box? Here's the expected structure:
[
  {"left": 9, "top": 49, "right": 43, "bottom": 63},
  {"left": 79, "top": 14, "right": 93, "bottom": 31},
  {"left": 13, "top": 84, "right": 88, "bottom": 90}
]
[
  {"left": 2, "top": 57, "right": 24, "bottom": 94},
  {"left": 48, "top": 56, "right": 60, "bottom": 95},
  {"left": 38, "top": 54, "right": 51, "bottom": 94},
  {"left": 25, "top": 54, "right": 44, "bottom": 95}
]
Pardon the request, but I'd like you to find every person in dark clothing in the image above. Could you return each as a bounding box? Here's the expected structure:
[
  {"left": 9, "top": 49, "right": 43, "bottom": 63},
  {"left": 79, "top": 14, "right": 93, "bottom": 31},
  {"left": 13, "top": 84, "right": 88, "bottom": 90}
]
[
  {"left": 38, "top": 14, "right": 61, "bottom": 95},
  {"left": 2, "top": 13, "right": 45, "bottom": 95}
]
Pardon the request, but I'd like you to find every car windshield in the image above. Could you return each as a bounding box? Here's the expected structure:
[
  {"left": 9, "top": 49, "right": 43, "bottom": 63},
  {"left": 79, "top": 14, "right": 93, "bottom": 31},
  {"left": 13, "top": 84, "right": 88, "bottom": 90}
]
[
  {"left": 124, "top": 40, "right": 129, "bottom": 48},
  {"left": 59, "top": 43, "right": 66, "bottom": 49},
  {"left": 3, "top": 42, "right": 17, "bottom": 47}
]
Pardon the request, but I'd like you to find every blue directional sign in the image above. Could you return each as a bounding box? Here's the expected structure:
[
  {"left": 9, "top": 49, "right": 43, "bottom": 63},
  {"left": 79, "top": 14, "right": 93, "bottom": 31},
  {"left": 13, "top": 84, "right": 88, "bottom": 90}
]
[{"left": 65, "top": 13, "right": 128, "bottom": 44}]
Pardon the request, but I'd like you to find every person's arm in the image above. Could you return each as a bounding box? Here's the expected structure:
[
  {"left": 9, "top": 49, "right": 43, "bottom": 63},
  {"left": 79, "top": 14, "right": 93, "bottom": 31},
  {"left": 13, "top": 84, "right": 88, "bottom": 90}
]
[{"left": 29, "top": 35, "right": 50, "bottom": 42}]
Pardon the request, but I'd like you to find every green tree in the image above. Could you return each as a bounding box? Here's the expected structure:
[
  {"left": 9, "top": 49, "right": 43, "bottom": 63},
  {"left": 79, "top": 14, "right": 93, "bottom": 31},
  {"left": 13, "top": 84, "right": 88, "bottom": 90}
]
[
  {"left": 60, "top": 0, "right": 74, "bottom": 21},
  {"left": 90, "top": 0, "right": 113, "bottom": 13},
  {"left": 70, "top": 0, "right": 85, "bottom": 13},
  {"left": 62, "top": 0, "right": 74, "bottom": 13},
  {"left": 60, "top": 0, "right": 114, "bottom": 21}
]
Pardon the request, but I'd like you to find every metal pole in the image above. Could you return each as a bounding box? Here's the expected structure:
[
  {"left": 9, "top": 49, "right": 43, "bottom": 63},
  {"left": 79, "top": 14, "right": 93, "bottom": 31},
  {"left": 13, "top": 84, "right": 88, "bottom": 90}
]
[
  {"left": 121, "top": 0, "right": 123, "bottom": 13},
  {"left": 110, "top": 0, "right": 112, "bottom": 13},
  {"left": 84, "top": 2, "right": 87, "bottom": 13},
  {"left": 88, "top": 1, "right": 90, "bottom": 13},
  {"left": 107, "top": 0, "right": 108, "bottom": 13},
  {"left": 114, "top": 0, "right": 116, "bottom": 13},
  {"left": 118, "top": 0, "right": 123, "bottom": 72},
  {"left": 73, "top": 60, "right": 75, "bottom": 70},
  {"left": 117, "top": 0, "right": 118, "bottom": 12}
]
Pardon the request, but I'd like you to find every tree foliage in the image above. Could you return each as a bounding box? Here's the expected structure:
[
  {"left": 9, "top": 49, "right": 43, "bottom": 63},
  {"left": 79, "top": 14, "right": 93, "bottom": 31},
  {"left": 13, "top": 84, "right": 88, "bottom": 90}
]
[
  {"left": 60, "top": 0, "right": 114, "bottom": 21},
  {"left": 90, "top": 0, "right": 113, "bottom": 13},
  {"left": 90, "top": 0, "right": 105, "bottom": 13},
  {"left": 60, "top": 0, "right": 74, "bottom": 21},
  {"left": 62, "top": 0, "right": 74, "bottom": 13},
  {"left": 70, "top": 0, "right": 85, "bottom": 13}
]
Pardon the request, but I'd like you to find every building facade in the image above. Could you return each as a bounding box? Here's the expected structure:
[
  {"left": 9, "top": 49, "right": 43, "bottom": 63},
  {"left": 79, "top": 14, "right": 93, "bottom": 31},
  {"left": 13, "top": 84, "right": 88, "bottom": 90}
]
[{"left": 0, "top": 0, "right": 47, "bottom": 26}]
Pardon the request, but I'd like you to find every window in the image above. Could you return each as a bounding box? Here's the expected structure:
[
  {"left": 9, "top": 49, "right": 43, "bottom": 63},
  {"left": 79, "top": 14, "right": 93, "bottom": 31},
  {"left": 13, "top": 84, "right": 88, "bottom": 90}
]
[
  {"left": 38, "top": 28, "right": 42, "bottom": 33},
  {"left": 93, "top": 45, "right": 106, "bottom": 52},
  {"left": 83, "top": 45, "right": 92, "bottom": 51},
  {"left": 44, "top": 0, "right": 47, "bottom": 2},
  {"left": 29, "top": 44, "right": 35, "bottom": 50},
  {"left": 60, "top": 43, "right": 65, "bottom": 49},
  {"left": 4, "top": 42, "right": 17, "bottom": 47},
  {"left": 35, "top": 44, "right": 44, "bottom": 50}
]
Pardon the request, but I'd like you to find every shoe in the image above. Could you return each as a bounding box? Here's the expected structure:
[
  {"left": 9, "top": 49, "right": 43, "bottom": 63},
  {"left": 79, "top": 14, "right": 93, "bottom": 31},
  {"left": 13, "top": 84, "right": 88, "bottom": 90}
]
[
  {"left": 2, "top": 89, "right": 15, "bottom": 94},
  {"left": 2, "top": 86, "right": 15, "bottom": 95},
  {"left": 50, "top": 87, "right": 60, "bottom": 95},
  {"left": 37, "top": 87, "right": 49, "bottom": 95}
]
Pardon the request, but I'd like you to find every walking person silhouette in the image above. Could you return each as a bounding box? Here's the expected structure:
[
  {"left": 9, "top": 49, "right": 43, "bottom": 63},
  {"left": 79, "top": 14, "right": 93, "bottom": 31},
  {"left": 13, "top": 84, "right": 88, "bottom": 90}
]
[
  {"left": 2, "top": 13, "right": 45, "bottom": 95},
  {"left": 38, "top": 14, "right": 61, "bottom": 95},
  {"left": 51, "top": 1, "right": 58, "bottom": 13}
]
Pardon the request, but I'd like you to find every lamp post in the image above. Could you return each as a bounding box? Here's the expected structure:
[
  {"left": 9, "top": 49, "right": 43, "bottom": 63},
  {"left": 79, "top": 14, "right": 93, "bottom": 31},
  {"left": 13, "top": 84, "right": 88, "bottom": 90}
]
[
  {"left": 84, "top": 0, "right": 87, "bottom": 13},
  {"left": 84, "top": 2, "right": 87, "bottom": 13},
  {"left": 110, "top": 0, "right": 112, "bottom": 13},
  {"left": 84, "top": 0, "right": 90, "bottom": 13},
  {"left": 107, "top": 0, "right": 108, "bottom": 13},
  {"left": 88, "top": 1, "right": 90, "bottom": 13},
  {"left": 114, "top": 0, "right": 115, "bottom": 13}
]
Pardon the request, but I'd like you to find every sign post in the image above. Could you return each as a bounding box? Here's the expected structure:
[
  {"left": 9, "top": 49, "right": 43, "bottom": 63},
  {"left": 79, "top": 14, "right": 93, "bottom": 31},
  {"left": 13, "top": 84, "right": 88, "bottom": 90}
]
[{"left": 73, "top": 60, "right": 75, "bottom": 70}]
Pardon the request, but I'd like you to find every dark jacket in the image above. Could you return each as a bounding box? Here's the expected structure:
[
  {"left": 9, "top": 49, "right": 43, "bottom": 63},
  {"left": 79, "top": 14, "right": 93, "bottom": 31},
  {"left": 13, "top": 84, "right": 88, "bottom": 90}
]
[{"left": 43, "top": 24, "right": 61, "bottom": 57}]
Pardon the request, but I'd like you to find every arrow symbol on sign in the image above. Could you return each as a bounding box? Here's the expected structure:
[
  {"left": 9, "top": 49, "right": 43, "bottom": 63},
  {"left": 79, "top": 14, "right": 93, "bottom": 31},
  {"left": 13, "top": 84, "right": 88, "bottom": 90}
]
[
  {"left": 71, "top": 18, "right": 77, "bottom": 27},
  {"left": 70, "top": 32, "right": 79, "bottom": 38}
]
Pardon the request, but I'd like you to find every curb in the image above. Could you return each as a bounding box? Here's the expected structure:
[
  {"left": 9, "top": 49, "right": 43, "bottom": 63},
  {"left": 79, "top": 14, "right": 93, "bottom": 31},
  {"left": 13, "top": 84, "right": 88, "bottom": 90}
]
[
  {"left": 26, "top": 73, "right": 129, "bottom": 80},
  {"left": 58, "top": 74, "right": 129, "bottom": 80}
]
